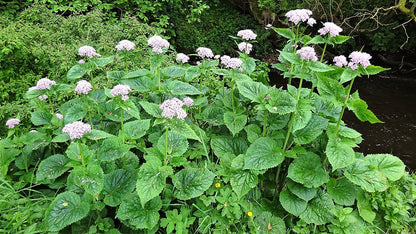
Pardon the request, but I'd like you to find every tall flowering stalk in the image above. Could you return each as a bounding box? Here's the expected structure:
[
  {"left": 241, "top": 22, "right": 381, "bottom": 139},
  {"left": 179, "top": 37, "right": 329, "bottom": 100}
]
[
  {"left": 110, "top": 84, "right": 131, "bottom": 144},
  {"left": 62, "top": 121, "right": 91, "bottom": 167},
  {"left": 75, "top": 80, "right": 93, "bottom": 126}
]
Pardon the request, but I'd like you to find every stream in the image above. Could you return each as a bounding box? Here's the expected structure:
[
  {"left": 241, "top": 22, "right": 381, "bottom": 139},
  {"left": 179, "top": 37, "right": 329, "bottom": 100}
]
[{"left": 269, "top": 72, "right": 416, "bottom": 171}]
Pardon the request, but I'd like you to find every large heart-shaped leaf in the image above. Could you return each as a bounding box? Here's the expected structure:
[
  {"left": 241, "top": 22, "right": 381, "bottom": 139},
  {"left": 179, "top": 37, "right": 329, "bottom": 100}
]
[
  {"left": 287, "top": 152, "right": 329, "bottom": 188},
  {"left": 36, "top": 154, "right": 70, "bottom": 182},
  {"left": 244, "top": 137, "right": 284, "bottom": 170},
  {"left": 103, "top": 169, "right": 137, "bottom": 207},
  {"left": 173, "top": 167, "right": 215, "bottom": 200}
]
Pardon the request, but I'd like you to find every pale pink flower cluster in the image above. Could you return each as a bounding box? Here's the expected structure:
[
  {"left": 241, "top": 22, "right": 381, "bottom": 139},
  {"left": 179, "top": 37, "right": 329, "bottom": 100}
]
[
  {"left": 55, "top": 113, "right": 63, "bottom": 120},
  {"left": 333, "top": 55, "right": 348, "bottom": 67},
  {"left": 237, "top": 29, "right": 257, "bottom": 40},
  {"left": 159, "top": 97, "right": 192, "bottom": 120},
  {"left": 148, "top": 35, "right": 170, "bottom": 54},
  {"left": 79, "top": 59, "right": 85, "bottom": 64},
  {"left": 62, "top": 121, "right": 91, "bottom": 140},
  {"left": 307, "top": 18, "right": 317, "bottom": 26},
  {"left": 348, "top": 51, "right": 372, "bottom": 70},
  {"left": 318, "top": 22, "right": 343, "bottom": 37},
  {"left": 238, "top": 42, "right": 253, "bottom": 54},
  {"left": 6, "top": 118, "right": 20, "bottom": 128},
  {"left": 75, "top": 80, "right": 92, "bottom": 95},
  {"left": 285, "top": 9, "right": 313, "bottom": 25},
  {"left": 296, "top": 46, "right": 318, "bottom": 61},
  {"left": 196, "top": 47, "right": 214, "bottom": 59},
  {"left": 115, "top": 40, "right": 135, "bottom": 51},
  {"left": 78, "top": 45, "right": 101, "bottom": 58},
  {"left": 220, "top": 56, "right": 243, "bottom": 69},
  {"left": 35, "top": 78, "right": 56, "bottom": 90},
  {"left": 176, "top": 53, "right": 190, "bottom": 63},
  {"left": 221, "top": 55, "right": 231, "bottom": 65},
  {"left": 38, "top": 94, "right": 48, "bottom": 101},
  {"left": 110, "top": 84, "right": 131, "bottom": 101},
  {"left": 30, "top": 130, "right": 38, "bottom": 133}
]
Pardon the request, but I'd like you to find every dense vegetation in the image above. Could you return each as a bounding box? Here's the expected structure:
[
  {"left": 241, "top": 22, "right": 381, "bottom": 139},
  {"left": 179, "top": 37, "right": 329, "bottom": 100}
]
[{"left": 1, "top": 2, "right": 415, "bottom": 233}]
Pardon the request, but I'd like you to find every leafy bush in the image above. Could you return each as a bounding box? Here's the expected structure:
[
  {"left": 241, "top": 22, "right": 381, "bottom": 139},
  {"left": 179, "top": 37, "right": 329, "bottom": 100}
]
[{"left": 1, "top": 9, "right": 415, "bottom": 233}]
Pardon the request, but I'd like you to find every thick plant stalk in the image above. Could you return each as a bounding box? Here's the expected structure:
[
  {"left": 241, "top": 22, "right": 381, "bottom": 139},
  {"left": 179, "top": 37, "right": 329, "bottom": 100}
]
[{"left": 334, "top": 77, "right": 356, "bottom": 135}]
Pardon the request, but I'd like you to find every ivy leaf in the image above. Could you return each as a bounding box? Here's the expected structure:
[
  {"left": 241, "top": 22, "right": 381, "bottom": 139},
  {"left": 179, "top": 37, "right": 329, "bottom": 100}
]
[
  {"left": 287, "top": 152, "right": 329, "bottom": 188},
  {"left": 365, "top": 154, "right": 405, "bottom": 181},
  {"left": 224, "top": 112, "right": 247, "bottom": 136},
  {"left": 44, "top": 191, "right": 90, "bottom": 232},
  {"left": 255, "top": 212, "right": 286, "bottom": 234},
  {"left": 103, "top": 169, "right": 137, "bottom": 207},
  {"left": 286, "top": 179, "right": 317, "bottom": 202},
  {"left": 124, "top": 119, "right": 151, "bottom": 139},
  {"left": 230, "top": 169, "right": 258, "bottom": 199},
  {"left": 236, "top": 81, "right": 269, "bottom": 103},
  {"left": 157, "top": 130, "right": 188, "bottom": 157},
  {"left": 173, "top": 167, "right": 215, "bottom": 200},
  {"left": 117, "top": 194, "right": 162, "bottom": 230},
  {"left": 36, "top": 154, "right": 70, "bottom": 183},
  {"left": 300, "top": 190, "right": 335, "bottom": 225},
  {"left": 136, "top": 161, "right": 172, "bottom": 207},
  {"left": 243, "top": 137, "right": 284, "bottom": 170},
  {"left": 326, "top": 138, "right": 355, "bottom": 171},
  {"left": 327, "top": 178, "right": 356, "bottom": 206},
  {"left": 279, "top": 189, "right": 307, "bottom": 216},
  {"left": 72, "top": 163, "right": 104, "bottom": 198}
]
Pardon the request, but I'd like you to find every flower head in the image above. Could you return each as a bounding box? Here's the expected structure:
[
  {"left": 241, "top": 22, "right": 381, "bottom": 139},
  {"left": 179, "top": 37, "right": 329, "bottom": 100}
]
[
  {"left": 75, "top": 80, "right": 92, "bottom": 95},
  {"left": 318, "top": 22, "right": 343, "bottom": 37},
  {"left": 183, "top": 97, "right": 194, "bottom": 107},
  {"left": 110, "top": 84, "right": 131, "bottom": 101},
  {"left": 296, "top": 46, "right": 318, "bottom": 61},
  {"left": 38, "top": 94, "right": 48, "bottom": 101},
  {"left": 30, "top": 130, "right": 38, "bottom": 133},
  {"left": 333, "top": 55, "right": 348, "bottom": 67},
  {"left": 55, "top": 113, "right": 63, "bottom": 120},
  {"left": 159, "top": 98, "right": 188, "bottom": 120},
  {"left": 62, "top": 121, "right": 92, "bottom": 140},
  {"left": 6, "top": 118, "right": 20, "bottom": 128},
  {"left": 176, "top": 53, "right": 190, "bottom": 63},
  {"left": 148, "top": 35, "right": 170, "bottom": 54},
  {"left": 238, "top": 42, "right": 253, "bottom": 54},
  {"left": 36, "top": 78, "right": 56, "bottom": 90},
  {"left": 237, "top": 29, "right": 257, "bottom": 40},
  {"left": 196, "top": 47, "right": 214, "bottom": 59},
  {"left": 307, "top": 18, "right": 317, "bottom": 26},
  {"left": 115, "top": 40, "right": 135, "bottom": 51},
  {"left": 78, "top": 45, "right": 101, "bottom": 58},
  {"left": 220, "top": 55, "right": 231, "bottom": 66},
  {"left": 225, "top": 58, "right": 243, "bottom": 69},
  {"left": 348, "top": 51, "right": 372, "bottom": 70},
  {"left": 285, "top": 9, "right": 313, "bottom": 25},
  {"left": 215, "top": 183, "right": 221, "bottom": 188}
]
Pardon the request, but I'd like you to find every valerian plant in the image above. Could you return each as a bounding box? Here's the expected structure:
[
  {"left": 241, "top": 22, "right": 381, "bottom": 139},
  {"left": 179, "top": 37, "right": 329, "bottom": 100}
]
[{"left": 0, "top": 9, "right": 415, "bottom": 233}]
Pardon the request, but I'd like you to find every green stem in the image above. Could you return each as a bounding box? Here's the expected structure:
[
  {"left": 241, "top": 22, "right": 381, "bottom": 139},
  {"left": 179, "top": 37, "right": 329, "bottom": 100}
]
[
  {"left": 78, "top": 140, "right": 86, "bottom": 168},
  {"left": 334, "top": 77, "right": 355, "bottom": 135},
  {"left": 320, "top": 42, "right": 328, "bottom": 63},
  {"left": 262, "top": 111, "right": 268, "bottom": 137},
  {"left": 231, "top": 82, "right": 236, "bottom": 113},
  {"left": 89, "top": 71, "right": 95, "bottom": 90},
  {"left": 85, "top": 96, "right": 93, "bottom": 128},
  {"left": 120, "top": 108, "right": 124, "bottom": 143},
  {"left": 48, "top": 95, "right": 54, "bottom": 113},
  {"left": 164, "top": 127, "right": 169, "bottom": 165}
]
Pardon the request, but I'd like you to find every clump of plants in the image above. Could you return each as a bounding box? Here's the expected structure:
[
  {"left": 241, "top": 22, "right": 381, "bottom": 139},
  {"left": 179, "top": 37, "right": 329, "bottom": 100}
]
[{"left": 1, "top": 8, "right": 415, "bottom": 233}]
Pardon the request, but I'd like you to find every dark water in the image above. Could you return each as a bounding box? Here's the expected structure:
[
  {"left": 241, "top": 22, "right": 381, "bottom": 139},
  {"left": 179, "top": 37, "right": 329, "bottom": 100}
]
[{"left": 269, "top": 72, "right": 416, "bottom": 171}]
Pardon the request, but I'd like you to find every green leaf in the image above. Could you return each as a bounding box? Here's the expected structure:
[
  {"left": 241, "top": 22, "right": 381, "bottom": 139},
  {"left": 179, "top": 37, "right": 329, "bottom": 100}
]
[
  {"left": 347, "top": 98, "right": 382, "bottom": 124},
  {"left": 173, "top": 167, "right": 215, "bottom": 200},
  {"left": 266, "top": 88, "right": 297, "bottom": 114},
  {"left": 98, "top": 137, "right": 131, "bottom": 161},
  {"left": 157, "top": 130, "right": 188, "bottom": 157},
  {"left": 36, "top": 154, "right": 70, "bottom": 182},
  {"left": 67, "top": 64, "right": 89, "bottom": 80},
  {"left": 73, "top": 163, "right": 104, "bottom": 198},
  {"left": 223, "top": 112, "right": 247, "bottom": 136},
  {"left": 241, "top": 57, "right": 256, "bottom": 74},
  {"left": 287, "top": 152, "right": 329, "bottom": 188},
  {"left": 85, "top": 129, "right": 114, "bottom": 140},
  {"left": 244, "top": 137, "right": 284, "bottom": 170},
  {"left": 103, "top": 169, "right": 137, "bottom": 207},
  {"left": 162, "top": 66, "right": 186, "bottom": 77},
  {"left": 278, "top": 51, "right": 301, "bottom": 64},
  {"left": 52, "top": 133, "right": 70, "bottom": 142},
  {"left": 274, "top": 28, "right": 295, "bottom": 40},
  {"left": 287, "top": 179, "right": 317, "bottom": 202},
  {"left": 255, "top": 212, "right": 286, "bottom": 234},
  {"left": 167, "top": 80, "right": 201, "bottom": 95},
  {"left": 356, "top": 190, "right": 376, "bottom": 223},
  {"left": 107, "top": 71, "right": 125, "bottom": 79},
  {"left": 365, "top": 154, "right": 405, "bottom": 181},
  {"left": 236, "top": 81, "right": 269, "bottom": 103},
  {"left": 307, "top": 35, "right": 325, "bottom": 44},
  {"left": 210, "top": 136, "right": 248, "bottom": 158},
  {"left": 292, "top": 99, "right": 312, "bottom": 132},
  {"left": 136, "top": 161, "right": 172, "bottom": 207},
  {"left": 121, "top": 77, "right": 154, "bottom": 92},
  {"left": 326, "top": 138, "right": 355, "bottom": 170},
  {"left": 123, "top": 69, "right": 151, "bottom": 79},
  {"left": 117, "top": 195, "right": 162, "bottom": 230},
  {"left": 309, "top": 62, "right": 334, "bottom": 72},
  {"left": 328, "top": 35, "right": 350, "bottom": 44},
  {"left": 244, "top": 124, "right": 262, "bottom": 143},
  {"left": 65, "top": 142, "right": 94, "bottom": 163},
  {"left": 63, "top": 101, "right": 88, "bottom": 124},
  {"left": 31, "top": 110, "right": 52, "bottom": 126},
  {"left": 93, "top": 56, "right": 114, "bottom": 67},
  {"left": 293, "top": 114, "right": 328, "bottom": 144},
  {"left": 279, "top": 189, "right": 307, "bottom": 216},
  {"left": 359, "top": 65, "right": 389, "bottom": 76},
  {"left": 327, "top": 178, "right": 356, "bottom": 206},
  {"left": 124, "top": 119, "right": 151, "bottom": 139},
  {"left": 171, "top": 121, "right": 200, "bottom": 141},
  {"left": 45, "top": 191, "right": 90, "bottom": 232},
  {"left": 300, "top": 190, "right": 335, "bottom": 225},
  {"left": 340, "top": 67, "right": 359, "bottom": 83},
  {"left": 230, "top": 170, "right": 258, "bottom": 199},
  {"left": 344, "top": 159, "right": 389, "bottom": 192},
  {"left": 317, "top": 75, "right": 345, "bottom": 106},
  {"left": 337, "top": 125, "right": 361, "bottom": 139},
  {"left": 139, "top": 101, "right": 162, "bottom": 118}
]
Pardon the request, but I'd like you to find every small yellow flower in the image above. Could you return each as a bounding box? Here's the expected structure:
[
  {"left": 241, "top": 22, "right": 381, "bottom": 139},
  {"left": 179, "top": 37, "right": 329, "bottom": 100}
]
[
  {"left": 247, "top": 211, "right": 253, "bottom": 217},
  {"left": 215, "top": 182, "right": 221, "bottom": 188},
  {"left": 62, "top": 202, "right": 68, "bottom": 207}
]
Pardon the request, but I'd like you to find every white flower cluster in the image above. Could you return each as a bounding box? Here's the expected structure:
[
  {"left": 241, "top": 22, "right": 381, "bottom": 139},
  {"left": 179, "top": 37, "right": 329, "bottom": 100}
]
[
  {"left": 348, "top": 51, "right": 372, "bottom": 70},
  {"left": 196, "top": 47, "right": 214, "bottom": 59},
  {"left": 34, "top": 78, "right": 57, "bottom": 90},
  {"left": 296, "top": 46, "right": 318, "bottom": 62},
  {"left": 62, "top": 121, "right": 91, "bottom": 140},
  {"left": 6, "top": 118, "right": 20, "bottom": 129},
  {"left": 285, "top": 9, "right": 313, "bottom": 25},
  {"left": 75, "top": 80, "right": 92, "bottom": 95},
  {"left": 148, "top": 35, "right": 170, "bottom": 54},
  {"left": 237, "top": 29, "right": 257, "bottom": 40},
  {"left": 38, "top": 94, "right": 48, "bottom": 101},
  {"left": 318, "top": 22, "right": 343, "bottom": 37},
  {"left": 159, "top": 97, "right": 193, "bottom": 120},
  {"left": 238, "top": 42, "right": 253, "bottom": 54},
  {"left": 176, "top": 53, "right": 190, "bottom": 63},
  {"left": 220, "top": 55, "right": 243, "bottom": 69},
  {"left": 115, "top": 40, "right": 135, "bottom": 51},
  {"left": 78, "top": 45, "right": 101, "bottom": 58},
  {"left": 333, "top": 55, "right": 348, "bottom": 67},
  {"left": 110, "top": 84, "right": 132, "bottom": 101}
]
